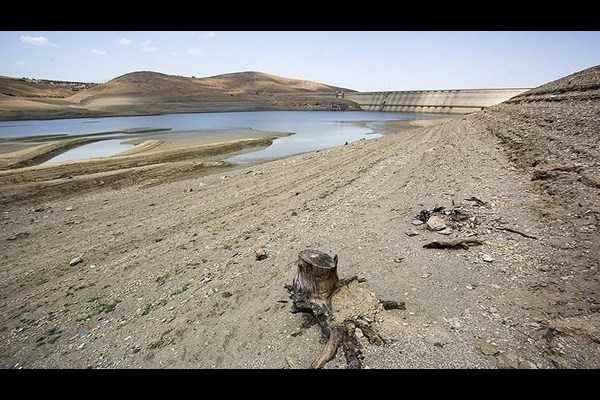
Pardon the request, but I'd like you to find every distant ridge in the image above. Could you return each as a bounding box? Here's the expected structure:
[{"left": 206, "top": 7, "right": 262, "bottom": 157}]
[
  {"left": 68, "top": 70, "right": 354, "bottom": 102},
  {"left": 0, "top": 70, "right": 360, "bottom": 120}
]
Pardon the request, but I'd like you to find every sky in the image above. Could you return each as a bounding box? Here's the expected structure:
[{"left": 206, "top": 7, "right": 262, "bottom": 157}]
[{"left": 1, "top": 31, "right": 599, "bottom": 92}]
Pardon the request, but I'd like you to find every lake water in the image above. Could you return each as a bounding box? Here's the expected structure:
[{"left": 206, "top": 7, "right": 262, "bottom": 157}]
[{"left": 0, "top": 111, "right": 449, "bottom": 164}]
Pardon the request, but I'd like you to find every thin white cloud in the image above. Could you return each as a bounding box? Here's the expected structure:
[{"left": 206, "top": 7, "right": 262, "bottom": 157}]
[
  {"left": 91, "top": 49, "right": 107, "bottom": 56},
  {"left": 20, "top": 35, "right": 58, "bottom": 47},
  {"left": 188, "top": 48, "right": 202, "bottom": 55},
  {"left": 171, "top": 51, "right": 179, "bottom": 56},
  {"left": 140, "top": 40, "right": 158, "bottom": 52},
  {"left": 15, "top": 61, "right": 27, "bottom": 65},
  {"left": 204, "top": 32, "right": 216, "bottom": 38},
  {"left": 119, "top": 38, "right": 133, "bottom": 46}
]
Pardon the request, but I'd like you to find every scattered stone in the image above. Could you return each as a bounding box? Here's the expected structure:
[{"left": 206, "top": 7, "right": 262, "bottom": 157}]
[
  {"left": 33, "top": 207, "right": 45, "bottom": 212},
  {"left": 405, "top": 230, "right": 419, "bottom": 237},
  {"left": 393, "top": 257, "right": 404, "bottom": 263},
  {"left": 7, "top": 232, "right": 30, "bottom": 241},
  {"left": 482, "top": 254, "right": 495, "bottom": 263},
  {"left": 445, "top": 317, "right": 462, "bottom": 329},
  {"left": 411, "top": 219, "right": 424, "bottom": 226},
  {"left": 381, "top": 300, "right": 406, "bottom": 310},
  {"left": 426, "top": 215, "right": 447, "bottom": 232},
  {"left": 65, "top": 207, "right": 74, "bottom": 211},
  {"left": 69, "top": 256, "right": 83, "bottom": 266},
  {"left": 255, "top": 247, "right": 268, "bottom": 261},
  {"left": 476, "top": 340, "right": 500, "bottom": 356},
  {"left": 422, "top": 273, "right": 431, "bottom": 278},
  {"left": 495, "top": 354, "right": 535, "bottom": 369}
]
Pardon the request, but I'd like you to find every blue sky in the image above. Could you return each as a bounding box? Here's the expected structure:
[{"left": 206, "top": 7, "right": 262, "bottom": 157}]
[{"left": 1, "top": 31, "right": 599, "bottom": 92}]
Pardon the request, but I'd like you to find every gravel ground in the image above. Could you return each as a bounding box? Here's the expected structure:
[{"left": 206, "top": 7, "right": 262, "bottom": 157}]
[{"left": 0, "top": 66, "right": 598, "bottom": 370}]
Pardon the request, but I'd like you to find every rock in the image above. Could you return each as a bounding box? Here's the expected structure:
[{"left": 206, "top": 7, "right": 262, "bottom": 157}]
[
  {"left": 69, "top": 256, "right": 83, "bottom": 266},
  {"left": 482, "top": 254, "right": 495, "bottom": 263},
  {"left": 255, "top": 247, "right": 268, "bottom": 261},
  {"left": 445, "top": 317, "right": 462, "bottom": 329},
  {"left": 411, "top": 219, "right": 424, "bottom": 226},
  {"left": 65, "top": 207, "right": 74, "bottom": 211},
  {"left": 405, "top": 230, "right": 419, "bottom": 236},
  {"left": 476, "top": 340, "right": 500, "bottom": 356},
  {"left": 437, "top": 227, "right": 453, "bottom": 235},
  {"left": 426, "top": 215, "right": 445, "bottom": 230},
  {"left": 7, "top": 232, "right": 30, "bottom": 241}
]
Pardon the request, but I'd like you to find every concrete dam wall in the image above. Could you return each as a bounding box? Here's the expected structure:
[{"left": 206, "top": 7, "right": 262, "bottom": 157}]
[{"left": 343, "top": 88, "right": 530, "bottom": 114}]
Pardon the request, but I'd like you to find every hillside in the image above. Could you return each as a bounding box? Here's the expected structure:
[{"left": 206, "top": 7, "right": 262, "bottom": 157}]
[
  {"left": 69, "top": 71, "right": 353, "bottom": 101},
  {"left": 0, "top": 65, "right": 598, "bottom": 369},
  {"left": 0, "top": 71, "right": 358, "bottom": 120},
  {"left": 0, "top": 75, "right": 97, "bottom": 99}
]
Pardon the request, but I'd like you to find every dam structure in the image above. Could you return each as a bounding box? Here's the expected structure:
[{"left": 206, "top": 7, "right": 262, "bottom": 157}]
[{"left": 341, "top": 88, "right": 530, "bottom": 114}]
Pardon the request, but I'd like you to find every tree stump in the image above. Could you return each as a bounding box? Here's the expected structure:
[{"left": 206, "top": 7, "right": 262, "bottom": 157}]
[
  {"left": 292, "top": 249, "right": 339, "bottom": 303},
  {"left": 285, "top": 249, "right": 390, "bottom": 369}
]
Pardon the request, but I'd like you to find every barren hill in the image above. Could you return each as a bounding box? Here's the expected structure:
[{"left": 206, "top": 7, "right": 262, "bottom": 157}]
[
  {"left": 0, "top": 71, "right": 358, "bottom": 120},
  {"left": 194, "top": 71, "right": 353, "bottom": 94},
  {"left": 69, "top": 71, "right": 353, "bottom": 102},
  {"left": 0, "top": 75, "right": 96, "bottom": 99}
]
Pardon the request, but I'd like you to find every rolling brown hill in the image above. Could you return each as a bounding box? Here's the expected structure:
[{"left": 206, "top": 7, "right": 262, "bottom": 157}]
[
  {"left": 0, "top": 71, "right": 358, "bottom": 120},
  {"left": 69, "top": 70, "right": 353, "bottom": 101},
  {"left": 0, "top": 75, "right": 96, "bottom": 99}
]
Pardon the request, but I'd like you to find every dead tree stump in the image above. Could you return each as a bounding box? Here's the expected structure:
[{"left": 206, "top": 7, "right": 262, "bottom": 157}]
[
  {"left": 285, "top": 249, "right": 389, "bottom": 369},
  {"left": 293, "top": 249, "right": 339, "bottom": 302}
]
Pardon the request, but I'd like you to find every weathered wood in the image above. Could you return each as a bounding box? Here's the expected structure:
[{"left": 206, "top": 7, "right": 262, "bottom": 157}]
[
  {"left": 310, "top": 322, "right": 363, "bottom": 369},
  {"left": 286, "top": 250, "right": 388, "bottom": 369},
  {"left": 465, "top": 196, "right": 487, "bottom": 206},
  {"left": 292, "top": 249, "right": 339, "bottom": 300},
  {"left": 495, "top": 225, "right": 538, "bottom": 239},
  {"left": 354, "top": 320, "right": 385, "bottom": 346},
  {"left": 339, "top": 321, "right": 362, "bottom": 369},
  {"left": 381, "top": 300, "right": 406, "bottom": 310},
  {"left": 311, "top": 326, "right": 341, "bottom": 369},
  {"left": 423, "top": 237, "right": 484, "bottom": 250}
]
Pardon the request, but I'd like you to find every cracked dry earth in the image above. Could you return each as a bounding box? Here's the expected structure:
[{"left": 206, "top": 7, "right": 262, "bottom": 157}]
[{"left": 1, "top": 66, "right": 599, "bottom": 369}]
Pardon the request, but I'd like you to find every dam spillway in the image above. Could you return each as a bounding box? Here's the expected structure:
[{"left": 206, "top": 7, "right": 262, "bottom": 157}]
[{"left": 342, "top": 88, "right": 530, "bottom": 114}]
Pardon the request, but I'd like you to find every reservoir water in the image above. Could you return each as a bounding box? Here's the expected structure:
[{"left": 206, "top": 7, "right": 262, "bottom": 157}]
[{"left": 0, "top": 111, "right": 449, "bottom": 164}]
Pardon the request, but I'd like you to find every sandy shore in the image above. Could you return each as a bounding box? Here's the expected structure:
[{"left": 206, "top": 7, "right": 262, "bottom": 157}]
[
  {"left": 0, "top": 127, "right": 298, "bottom": 206},
  {"left": 0, "top": 118, "right": 442, "bottom": 206}
]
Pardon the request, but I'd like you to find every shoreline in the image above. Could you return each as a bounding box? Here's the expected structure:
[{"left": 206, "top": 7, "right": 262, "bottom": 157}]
[{"left": 0, "top": 117, "right": 453, "bottom": 207}]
